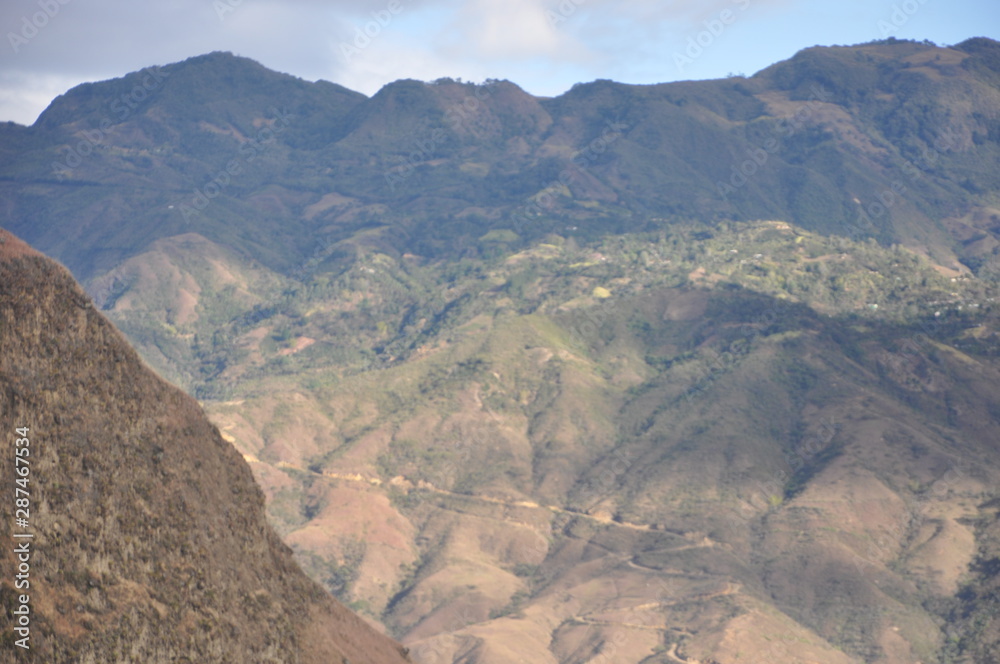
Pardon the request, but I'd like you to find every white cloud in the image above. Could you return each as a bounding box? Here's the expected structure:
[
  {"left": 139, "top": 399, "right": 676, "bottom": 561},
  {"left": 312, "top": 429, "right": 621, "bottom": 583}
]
[
  {"left": 331, "top": 39, "right": 467, "bottom": 95},
  {"left": 455, "top": 0, "right": 565, "bottom": 58}
]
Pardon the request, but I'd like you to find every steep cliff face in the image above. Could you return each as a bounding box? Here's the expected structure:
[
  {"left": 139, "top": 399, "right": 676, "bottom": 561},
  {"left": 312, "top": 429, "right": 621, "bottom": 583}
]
[{"left": 0, "top": 227, "right": 410, "bottom": 663}]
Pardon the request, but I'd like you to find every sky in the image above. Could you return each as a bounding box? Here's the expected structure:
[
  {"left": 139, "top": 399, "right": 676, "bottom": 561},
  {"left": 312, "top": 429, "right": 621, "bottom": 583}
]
[{"left": 1, "top": 0, "right": 997, "bottom": 126}]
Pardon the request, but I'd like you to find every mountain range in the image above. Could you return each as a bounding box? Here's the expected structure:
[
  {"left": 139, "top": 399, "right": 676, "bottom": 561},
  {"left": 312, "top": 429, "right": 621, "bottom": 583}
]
[{"left": 2, "top": 36, "right": 1000, "bottom": 663}]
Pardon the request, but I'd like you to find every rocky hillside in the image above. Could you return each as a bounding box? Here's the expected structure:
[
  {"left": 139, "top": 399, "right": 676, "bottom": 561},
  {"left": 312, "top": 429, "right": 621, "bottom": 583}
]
[{"left": 0, "top": 227, "right": 411, "bottom": 663}]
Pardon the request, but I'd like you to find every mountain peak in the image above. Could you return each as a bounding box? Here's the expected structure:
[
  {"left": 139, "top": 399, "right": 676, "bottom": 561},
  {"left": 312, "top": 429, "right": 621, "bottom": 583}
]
[{"left": 33, "top": 50, "right": 365, "bottom": 131}]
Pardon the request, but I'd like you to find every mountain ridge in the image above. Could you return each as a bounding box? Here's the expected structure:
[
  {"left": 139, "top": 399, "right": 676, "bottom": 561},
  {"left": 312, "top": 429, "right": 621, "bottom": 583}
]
[{"left": 3, "top": 38, "right": 999, "bottom": 282}]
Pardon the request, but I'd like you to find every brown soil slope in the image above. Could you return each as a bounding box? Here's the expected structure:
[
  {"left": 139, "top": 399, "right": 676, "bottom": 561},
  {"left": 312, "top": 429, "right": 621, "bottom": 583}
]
[{"left": 0, "top": 226, "right": 411, "bottom": 663}]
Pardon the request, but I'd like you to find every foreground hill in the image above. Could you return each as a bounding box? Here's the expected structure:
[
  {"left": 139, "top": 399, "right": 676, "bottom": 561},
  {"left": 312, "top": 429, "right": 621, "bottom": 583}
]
[{"left": 0, "top": 228, "right": 410, "bottom": 663}]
